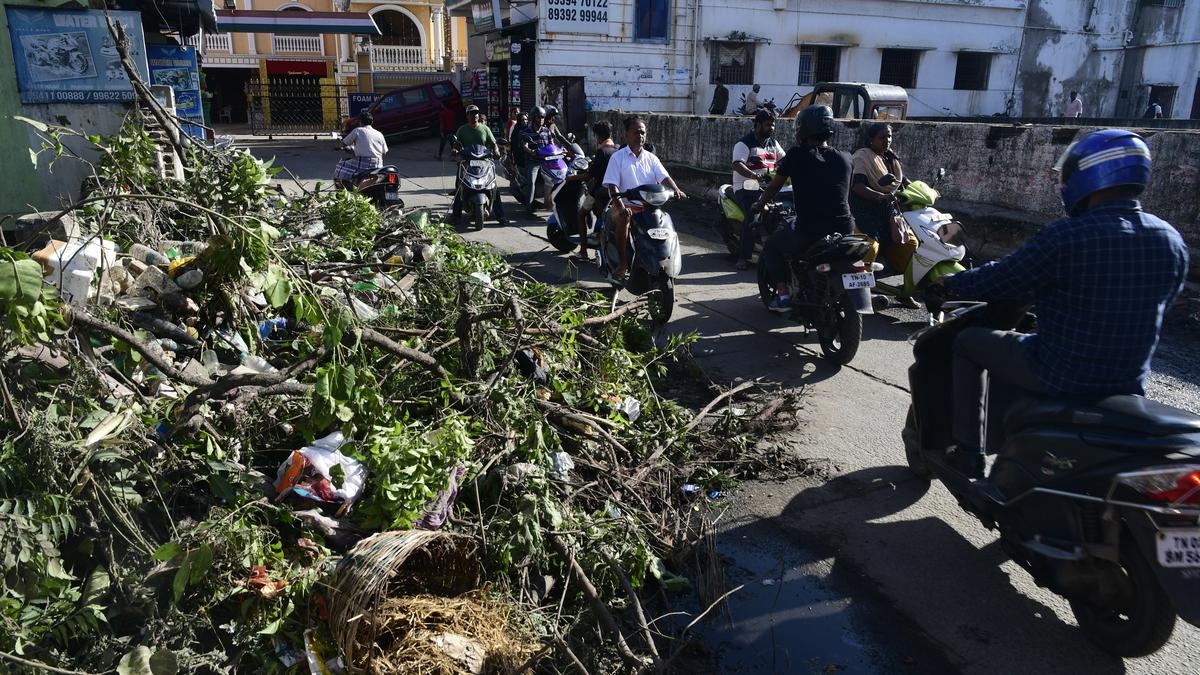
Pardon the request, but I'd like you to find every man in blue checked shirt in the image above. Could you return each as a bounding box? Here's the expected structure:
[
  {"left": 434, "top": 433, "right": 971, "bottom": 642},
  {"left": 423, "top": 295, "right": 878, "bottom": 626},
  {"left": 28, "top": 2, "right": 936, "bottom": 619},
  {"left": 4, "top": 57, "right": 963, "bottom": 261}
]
[{"left": 937, "top": 129, "right": 1189, "bottom": 478}]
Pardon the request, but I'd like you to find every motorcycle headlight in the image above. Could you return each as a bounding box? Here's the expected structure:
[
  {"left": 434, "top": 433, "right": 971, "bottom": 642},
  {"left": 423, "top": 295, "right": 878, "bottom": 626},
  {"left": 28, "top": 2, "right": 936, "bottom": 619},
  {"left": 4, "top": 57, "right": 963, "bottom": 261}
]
[
  {"left": 571, "top": 157, "right": 590, "bottom": 171},
  {"left": 639, "top": 189, "right": 670, "bottom": 207}
]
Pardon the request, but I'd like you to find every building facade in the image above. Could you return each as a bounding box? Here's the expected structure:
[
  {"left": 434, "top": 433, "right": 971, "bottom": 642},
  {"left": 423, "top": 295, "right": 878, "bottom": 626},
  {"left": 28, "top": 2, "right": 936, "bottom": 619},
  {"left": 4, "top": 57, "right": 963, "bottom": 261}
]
[
  {"left": 189, "top": 0, "right": 469, "bottom": 124},
  {"left": 450, "top": 0, "right": 1200, "bottom": 122}
]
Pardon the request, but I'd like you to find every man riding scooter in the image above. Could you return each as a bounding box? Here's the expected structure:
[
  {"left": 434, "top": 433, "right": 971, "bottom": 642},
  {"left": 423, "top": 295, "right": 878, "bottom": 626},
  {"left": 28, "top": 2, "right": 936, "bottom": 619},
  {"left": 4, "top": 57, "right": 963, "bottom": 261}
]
[
  {"left": 933, "top": 129, "right": 1189, "bottom": 478},
  {"left": 450, "top": 105, "right": 509, "bottom": 227},
  {"left": 753, "top": 105, "right": 856, "bottom": 311},
  {"left": 334, "top": 110, "right": 388, "bottom": 188},
  {"left": 520, "top": 106, "right": 555, "bottom": 210},
  {"left": 731, "top": 109, "right": 787, "bottom": 270}
]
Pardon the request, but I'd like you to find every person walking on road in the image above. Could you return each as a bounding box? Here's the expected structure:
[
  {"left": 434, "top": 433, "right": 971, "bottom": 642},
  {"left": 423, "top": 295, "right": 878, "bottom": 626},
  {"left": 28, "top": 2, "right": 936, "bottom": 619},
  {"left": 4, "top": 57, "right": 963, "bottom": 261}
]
[
  {"left": 710, "top": 76, "right": 730, "bottom": 115},
  {"left": 1064, "top": 91, "right": 1083, "bottom": 118},
  {"left": 435, "top": 101, "right": 458, "bottom": 160}
]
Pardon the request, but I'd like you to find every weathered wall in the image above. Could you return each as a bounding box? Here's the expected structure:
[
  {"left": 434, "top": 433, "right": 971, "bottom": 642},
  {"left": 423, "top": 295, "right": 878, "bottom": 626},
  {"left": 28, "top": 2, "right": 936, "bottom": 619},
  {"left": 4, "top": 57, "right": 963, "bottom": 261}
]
[{"left": 589, "top": 111, "right": 1200, "bottom": 257}]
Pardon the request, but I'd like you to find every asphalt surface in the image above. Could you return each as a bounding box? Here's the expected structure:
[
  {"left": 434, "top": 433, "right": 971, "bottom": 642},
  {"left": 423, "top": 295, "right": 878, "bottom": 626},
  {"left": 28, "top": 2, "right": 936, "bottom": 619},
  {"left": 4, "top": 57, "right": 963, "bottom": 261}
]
[{"left": 247, "top": 133, "right": 1200, "bottom": 674}]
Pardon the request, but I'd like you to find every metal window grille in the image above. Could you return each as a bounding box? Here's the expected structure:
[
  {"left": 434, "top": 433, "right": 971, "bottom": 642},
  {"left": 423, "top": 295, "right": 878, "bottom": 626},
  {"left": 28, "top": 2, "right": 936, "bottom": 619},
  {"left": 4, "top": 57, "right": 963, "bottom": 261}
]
[
  {"left": 797, "top": 46, "right": 838, "bottom": 86},
  {"left": 1141, "top": 0, "right": 1184, "bottom": 8},
  {"left": 635, "top": 0, "right": 671, "bottom": 41},
  {"left": 879, "top": 49, "right": 920, "bottom": 89},
  {"left": 953, "top": 52, "right": 992, "bottom": 91},
  {"left": 711, "top": 42, "right": 755, "bottom": 85}
]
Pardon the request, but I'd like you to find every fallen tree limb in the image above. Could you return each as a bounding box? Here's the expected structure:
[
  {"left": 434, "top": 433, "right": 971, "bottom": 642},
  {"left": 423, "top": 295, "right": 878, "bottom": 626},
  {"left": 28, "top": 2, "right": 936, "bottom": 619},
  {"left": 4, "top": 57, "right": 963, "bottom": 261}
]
[
  {"left": 535, "top": 399, "right": 632, "bottom": 468},
  {"left": 549, "top": 534, "right": 653, "bottom": 673},
  {"left": 68, "top": 309, "right": 213, "bottom": 387},
  {"left": 633, "top": 381, "right": 755, "bottom": 481},
  {"left": 599, "top": 550, "right": 660, "bottom": 658}
]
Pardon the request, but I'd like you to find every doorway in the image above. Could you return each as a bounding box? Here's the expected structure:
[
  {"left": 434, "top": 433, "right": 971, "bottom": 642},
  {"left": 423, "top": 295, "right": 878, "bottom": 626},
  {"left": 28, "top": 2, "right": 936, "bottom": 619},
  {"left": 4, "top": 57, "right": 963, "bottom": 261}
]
[
  {"left": 1148, "top": 84, "right": 1177, "bottom": 118},
  {"left": 1190, "top": 78, "right": 1200, "bottom": 119},
  {"left": 541, "top": 76, "right": 586, "bottom": 139}
]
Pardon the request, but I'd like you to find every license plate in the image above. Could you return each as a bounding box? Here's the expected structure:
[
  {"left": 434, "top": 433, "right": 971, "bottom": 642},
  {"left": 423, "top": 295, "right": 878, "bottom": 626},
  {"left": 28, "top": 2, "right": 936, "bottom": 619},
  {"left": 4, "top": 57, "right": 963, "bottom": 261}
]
[
  {"left": 385, "top": 191, "right": 399, "bottom": 201},
  {"left": 1157, "top": 528, "right": 1200, "bottom": 567},
  {"left": 842, "top": 272, "right": 876, "bottom": 289},
  {"left": 470, "top": 160, "right": 491, "bottom": 169},
  {"left": 647, "top": 228, "right": 670, "bottom": 240}
]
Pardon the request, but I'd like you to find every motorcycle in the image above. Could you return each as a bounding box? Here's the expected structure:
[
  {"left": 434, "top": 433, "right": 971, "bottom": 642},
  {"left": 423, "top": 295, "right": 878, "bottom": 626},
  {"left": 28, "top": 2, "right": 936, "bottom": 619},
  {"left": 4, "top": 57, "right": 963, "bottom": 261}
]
[
  {"left": 756, "top": 225, "right": 879, "bottom": 365},
  {"left": 450, "top": 140, "right": 499, "bottom": 231},
  {"left": 545, "top": 152, "right": 593, "bottom": 253},
  {"left": 715, "top": 169, "right": 792, "bottom": 262},
  {"left": 333, "top": 147, "right": 404, "bottom": 211},
  {"left": 864, "top": 169, "right": 967, "bottom": 317},
  {"left": 598, "top": 184, "right": 682, "bottom": 325},
  {"left": 903, "top": 295, "right": 1200, "bottom": 657}
]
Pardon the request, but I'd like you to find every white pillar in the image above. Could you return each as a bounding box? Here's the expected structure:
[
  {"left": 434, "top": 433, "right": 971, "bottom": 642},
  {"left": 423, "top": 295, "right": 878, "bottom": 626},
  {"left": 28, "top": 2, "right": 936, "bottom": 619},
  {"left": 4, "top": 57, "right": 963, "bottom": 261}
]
[
  {"left": 431, "top": 6, "right": 445, "bottom": 66},
  {"left": 244, "top": 0, "right": 256, "bottom": 54}
]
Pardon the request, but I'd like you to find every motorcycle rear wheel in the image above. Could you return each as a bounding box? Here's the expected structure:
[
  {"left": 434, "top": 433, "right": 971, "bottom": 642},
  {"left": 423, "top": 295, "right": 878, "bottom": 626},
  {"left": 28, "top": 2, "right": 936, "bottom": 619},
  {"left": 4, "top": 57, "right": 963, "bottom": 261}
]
[
  {"left": 818, "top": 296, "right": 862, "bottom": 365},
  {"left": 546, "top": 223, "right": 577, "bottom": 253},
  {"left": 1069, "top": 536, "right": 1177, "bottom": 658}
]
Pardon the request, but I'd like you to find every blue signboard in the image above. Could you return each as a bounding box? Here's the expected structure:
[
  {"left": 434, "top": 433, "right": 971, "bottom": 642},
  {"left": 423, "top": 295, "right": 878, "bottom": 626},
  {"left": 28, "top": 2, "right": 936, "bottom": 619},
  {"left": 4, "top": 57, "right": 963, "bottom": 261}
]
[
  {"left": 7, "top": 8, "right": 149, "bottom": 104},
  {"left": 147, "top": 45, "right": 204, "bottom": 138},
  {"left": 348, "top": 93, "right": 377, "bottom": 119}
]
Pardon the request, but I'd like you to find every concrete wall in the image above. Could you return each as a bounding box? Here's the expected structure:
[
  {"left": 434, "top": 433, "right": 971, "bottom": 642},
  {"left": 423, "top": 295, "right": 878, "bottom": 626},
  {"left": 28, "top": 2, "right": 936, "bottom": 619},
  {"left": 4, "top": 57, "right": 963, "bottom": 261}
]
[
  {"left": 588, "top": 111, "right": 1200, "bottom": 259},
  {"left": 537, "top": 0, "right": 697, "bottom": 113}
]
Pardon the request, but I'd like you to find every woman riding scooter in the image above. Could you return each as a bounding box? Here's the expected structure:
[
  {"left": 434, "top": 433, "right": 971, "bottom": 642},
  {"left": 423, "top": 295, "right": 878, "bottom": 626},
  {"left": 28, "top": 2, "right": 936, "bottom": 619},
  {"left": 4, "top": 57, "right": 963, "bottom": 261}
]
[{"left": 849, "top": 123, "right": 920, "bottom": 308}]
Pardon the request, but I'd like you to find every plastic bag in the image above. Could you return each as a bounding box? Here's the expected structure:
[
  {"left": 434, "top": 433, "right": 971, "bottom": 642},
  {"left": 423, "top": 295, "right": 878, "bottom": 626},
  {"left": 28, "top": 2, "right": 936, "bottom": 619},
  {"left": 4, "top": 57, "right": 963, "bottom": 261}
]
[{"left": 275, "top": 432, "right": 367, "bottom": 513}]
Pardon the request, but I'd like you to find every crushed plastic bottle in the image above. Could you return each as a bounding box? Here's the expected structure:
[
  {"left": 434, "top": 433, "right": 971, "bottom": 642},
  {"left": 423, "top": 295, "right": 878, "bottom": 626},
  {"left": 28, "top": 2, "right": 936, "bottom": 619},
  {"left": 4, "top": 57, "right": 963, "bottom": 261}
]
[{"left": 240, "top": 354, "right": 279, "bottom": 374}]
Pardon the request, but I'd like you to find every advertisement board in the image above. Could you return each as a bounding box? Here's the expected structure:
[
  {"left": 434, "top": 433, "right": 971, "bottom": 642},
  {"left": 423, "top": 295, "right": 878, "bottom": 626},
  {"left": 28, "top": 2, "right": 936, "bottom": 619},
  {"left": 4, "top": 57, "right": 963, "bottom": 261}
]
[
  {"left": 147, "top": 45, "right": 203, "bottom": 137},
  {"left": 470, "top": 0, "right": 501, "bottom": 34},
  {"left": 7, "top": 8, "right": 149, "bottom": 104},
  {"left": 348, "top": 92, "right": 377, "bottom": 118},
  {"left": 541, "top": 0, "right": 610, "bottom": 35}
]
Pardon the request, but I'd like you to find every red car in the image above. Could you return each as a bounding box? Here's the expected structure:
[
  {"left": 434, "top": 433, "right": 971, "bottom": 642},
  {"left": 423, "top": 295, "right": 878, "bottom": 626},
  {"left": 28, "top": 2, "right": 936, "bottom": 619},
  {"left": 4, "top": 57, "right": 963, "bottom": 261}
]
[{"left": 343, "top": 80, "right": 462, "bottom": 136}]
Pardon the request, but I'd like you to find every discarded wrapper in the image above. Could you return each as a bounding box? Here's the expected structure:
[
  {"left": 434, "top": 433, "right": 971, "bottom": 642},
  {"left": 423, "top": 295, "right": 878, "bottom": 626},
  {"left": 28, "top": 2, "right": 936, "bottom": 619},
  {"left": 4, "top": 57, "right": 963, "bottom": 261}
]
[{"left": 274, "top": 432, "right": 367, "bottom": 514}]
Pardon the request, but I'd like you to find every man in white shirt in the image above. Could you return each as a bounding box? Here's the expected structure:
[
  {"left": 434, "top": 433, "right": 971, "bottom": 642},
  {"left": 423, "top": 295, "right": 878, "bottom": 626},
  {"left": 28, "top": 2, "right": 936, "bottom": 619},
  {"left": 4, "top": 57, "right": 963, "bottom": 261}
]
[
  {"left": 334, "top": 111, "right": 389, "bottom": 187},
  {"left": 743, "top": 84, "right": 762, "bottom": 115},
  {"left": 1064, "top": 91, "right": 1083, "bottom": 118},
  {"left": 602, "top": 115, "right": 687, "bottom": 281},
  {"left": 731, "top": 110, "right": 786, "bottom": 269}
]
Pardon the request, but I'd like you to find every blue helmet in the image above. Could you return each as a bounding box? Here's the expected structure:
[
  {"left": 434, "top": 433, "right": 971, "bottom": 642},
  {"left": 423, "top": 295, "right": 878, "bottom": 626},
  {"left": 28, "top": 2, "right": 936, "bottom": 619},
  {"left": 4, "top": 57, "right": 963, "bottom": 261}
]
[{"left": 1056, "top": 129, "right": 1151, "bottom": 216}]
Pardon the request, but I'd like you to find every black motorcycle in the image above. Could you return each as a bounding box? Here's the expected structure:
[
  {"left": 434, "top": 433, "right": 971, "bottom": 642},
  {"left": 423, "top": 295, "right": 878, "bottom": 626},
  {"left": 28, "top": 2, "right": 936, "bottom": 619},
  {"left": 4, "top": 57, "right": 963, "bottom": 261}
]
[
  {"left": 451, "top": 141, "right": 499, "bottom": 230},
  {"left": 904, "top": 297, "right": 1200, "bottom": 657},
  {"left": 333, "top": 147, "right": 403, "bottom": 211},
  {"left": 757, "top": 228, "right": 877, "bottom": 364}
]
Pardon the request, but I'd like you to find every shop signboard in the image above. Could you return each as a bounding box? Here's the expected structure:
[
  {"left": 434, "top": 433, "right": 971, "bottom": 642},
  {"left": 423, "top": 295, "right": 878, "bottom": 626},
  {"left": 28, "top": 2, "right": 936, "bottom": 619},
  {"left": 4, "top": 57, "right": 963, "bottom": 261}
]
[
  {"left": 541, "top": 0, "right": 610, "bottom": 35},
  {"left": 7, "top": 8, "right": 149, "bottom": 104},
  {"left": 470, "top": 0, "right": 502, "bottom": 34},
  {"left": 348, "top": 92, "right": 377, "bottom": 118},
  {"left": 147, "top": 45, "right": 203, "bottom": 137}
]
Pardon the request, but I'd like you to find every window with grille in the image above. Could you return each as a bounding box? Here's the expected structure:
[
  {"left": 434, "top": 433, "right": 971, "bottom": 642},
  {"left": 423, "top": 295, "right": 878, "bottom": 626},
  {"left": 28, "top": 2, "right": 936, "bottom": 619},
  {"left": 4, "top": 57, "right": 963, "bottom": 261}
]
[
  {"left": 1140, "top": 0, "right": 1184, "bottom": 8},
  {"left": 710, "top": 42, "right": 755, "bottom": 85},
  {"left": 797, "top": 46, "right": 840, "bottom": 86},
  {"left": 879, "top": 49, "right": 920, "bottom": 89},
  {"left": 635, "top": 0, "right": 671, "bottom": 42},
  {"left": 954, "top": 52, "right": 992, "bottom": 91}
]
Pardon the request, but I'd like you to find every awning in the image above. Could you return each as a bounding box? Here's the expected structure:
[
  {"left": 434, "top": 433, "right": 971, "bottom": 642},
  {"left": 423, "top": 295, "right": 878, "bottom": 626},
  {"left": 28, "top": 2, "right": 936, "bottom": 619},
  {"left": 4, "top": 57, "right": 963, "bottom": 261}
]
[{"left": 216, "top": 10, "right": 380, "bottom": 35}]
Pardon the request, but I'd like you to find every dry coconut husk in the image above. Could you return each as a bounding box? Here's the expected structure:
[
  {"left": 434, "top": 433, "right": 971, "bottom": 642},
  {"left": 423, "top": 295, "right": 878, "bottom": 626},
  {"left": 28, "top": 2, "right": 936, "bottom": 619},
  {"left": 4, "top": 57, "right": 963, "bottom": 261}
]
[{"left": 359, "top": 592, "right": 540, "bottom": 675}]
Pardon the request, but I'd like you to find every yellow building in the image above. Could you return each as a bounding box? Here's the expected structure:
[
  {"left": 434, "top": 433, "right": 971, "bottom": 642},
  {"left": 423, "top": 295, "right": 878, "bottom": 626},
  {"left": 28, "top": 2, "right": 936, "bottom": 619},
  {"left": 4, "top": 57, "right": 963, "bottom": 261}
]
[{"left": 188, "top": 1, "right": 468, "bottom": 128}]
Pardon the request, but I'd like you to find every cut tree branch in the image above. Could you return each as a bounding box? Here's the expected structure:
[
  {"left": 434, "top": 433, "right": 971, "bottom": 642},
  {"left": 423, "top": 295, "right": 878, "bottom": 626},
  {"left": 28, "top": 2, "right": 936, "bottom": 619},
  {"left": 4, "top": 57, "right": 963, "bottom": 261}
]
[{"left": 633, "top": 381, "right": 754, "bottom": 481}]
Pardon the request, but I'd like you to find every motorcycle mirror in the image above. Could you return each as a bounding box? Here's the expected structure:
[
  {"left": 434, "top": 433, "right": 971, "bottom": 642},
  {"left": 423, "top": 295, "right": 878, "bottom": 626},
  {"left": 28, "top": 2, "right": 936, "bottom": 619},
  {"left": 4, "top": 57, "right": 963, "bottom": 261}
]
[
  {"left": 567, "top": 132, "right": 576, "bottom": 142},
  {"left": 938, "top": 221, "right": 964, "bottom": 244}
]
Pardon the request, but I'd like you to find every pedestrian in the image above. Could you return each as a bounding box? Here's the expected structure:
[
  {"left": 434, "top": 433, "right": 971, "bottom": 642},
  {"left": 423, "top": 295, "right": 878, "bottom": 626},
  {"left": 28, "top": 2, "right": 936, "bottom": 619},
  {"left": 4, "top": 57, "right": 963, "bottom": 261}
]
[
  {"left": 1064, "top": 90, "right": 1083, "bottom": 118},
  {"left": 710, "top": 76, "right": 729, "bottom": 115},
  {"left": 435, "top": 101, "right": 458, "bottom": 160},
  {"left": 1143, "top": 100, "right": 1163, "bottom": 119},
  {"left": 744, "top": 84, "right": 762, "bottom": 115}
]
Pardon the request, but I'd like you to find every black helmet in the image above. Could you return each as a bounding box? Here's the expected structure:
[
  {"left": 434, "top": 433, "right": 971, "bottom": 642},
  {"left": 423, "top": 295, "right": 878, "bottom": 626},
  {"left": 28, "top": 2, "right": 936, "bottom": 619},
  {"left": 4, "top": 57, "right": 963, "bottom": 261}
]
[
  {"left": 530, "top": 105, "right": 546, "bottom": 119},
  {"left": 797, "top": 105, "right": 834, "bottom": 142},
  {"left": 545, "top": 104, "right": 559, "bottom": 119}
]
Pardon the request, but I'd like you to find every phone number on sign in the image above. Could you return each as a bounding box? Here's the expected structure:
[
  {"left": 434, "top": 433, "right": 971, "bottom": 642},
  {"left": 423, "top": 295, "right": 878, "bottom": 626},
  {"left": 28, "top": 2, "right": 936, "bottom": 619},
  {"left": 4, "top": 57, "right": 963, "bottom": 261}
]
[{"left": 547, "top": 7, "right": 607, "bottom": 22}]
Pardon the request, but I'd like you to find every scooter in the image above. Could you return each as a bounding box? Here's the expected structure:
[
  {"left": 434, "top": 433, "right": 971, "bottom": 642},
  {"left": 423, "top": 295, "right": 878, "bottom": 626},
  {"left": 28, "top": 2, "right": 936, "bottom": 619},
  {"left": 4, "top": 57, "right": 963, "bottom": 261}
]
[
  {"left": 598, "top": 184, "right": 682, "bottom": 325},
  {"left": 545, "top": 152, "right": 593, "bottom": 253},
  {"left": 866, "top": 169, "right": 967, "bottom": 316},
  {"left": 715, "top": 170, "right": 792, "bottom": 262},
  {"left": 904, "top": 294, "right": 1200, "bottom": 657},
  {"left": 450, "top": 140, "right": 499, "bottom": 230},
  {"left": 756, "top": 224, "right": 879, "bottom": 365},
  {"left": 332, "top": 147, "right": 404, "bottom": 211}
]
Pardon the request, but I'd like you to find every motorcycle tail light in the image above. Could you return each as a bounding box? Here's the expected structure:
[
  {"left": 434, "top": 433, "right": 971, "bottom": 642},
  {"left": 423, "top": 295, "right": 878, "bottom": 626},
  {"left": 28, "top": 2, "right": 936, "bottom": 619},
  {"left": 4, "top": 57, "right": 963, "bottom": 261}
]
[
  {"left": 815, "top": 263, "right": 831, "bottom": 273},
  {"left": 387, "top": 173, "right": 397, "bottom": 184},
  {"left": 1116, "top": 465, "right": 1200, "bottom": 505}
]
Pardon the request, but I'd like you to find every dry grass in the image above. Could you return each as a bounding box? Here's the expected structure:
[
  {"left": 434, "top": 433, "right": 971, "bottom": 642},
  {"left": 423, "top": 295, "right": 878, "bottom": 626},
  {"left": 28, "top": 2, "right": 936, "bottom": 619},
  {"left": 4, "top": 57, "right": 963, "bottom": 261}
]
[{"left": 359, "top": 592, "right": 541, "bottom": 675}]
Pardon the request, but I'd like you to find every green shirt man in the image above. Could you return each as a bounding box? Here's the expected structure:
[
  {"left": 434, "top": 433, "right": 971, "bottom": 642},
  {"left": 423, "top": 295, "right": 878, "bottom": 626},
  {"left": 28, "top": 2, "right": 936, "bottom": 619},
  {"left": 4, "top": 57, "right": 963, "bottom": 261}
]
[{"left": 454, "top": 106, "right": 498, "bottom": 155}]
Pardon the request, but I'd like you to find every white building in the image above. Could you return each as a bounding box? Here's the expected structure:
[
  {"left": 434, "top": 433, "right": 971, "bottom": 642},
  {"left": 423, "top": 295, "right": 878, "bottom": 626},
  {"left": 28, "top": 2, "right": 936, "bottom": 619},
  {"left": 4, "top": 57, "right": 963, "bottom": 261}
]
[{"left": 448, "top": 0, "right": 1200, "bottom": 122}]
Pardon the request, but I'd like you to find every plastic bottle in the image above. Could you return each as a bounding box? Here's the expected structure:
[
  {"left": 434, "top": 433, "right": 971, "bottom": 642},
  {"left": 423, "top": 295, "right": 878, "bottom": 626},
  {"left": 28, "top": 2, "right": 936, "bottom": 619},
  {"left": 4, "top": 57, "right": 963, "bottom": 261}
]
[
  {"left": 128, "top": 243, "right": 168, "bottom": 266},
  {"left": 241, "top": 354, "right": 279, "bottom": 374}
]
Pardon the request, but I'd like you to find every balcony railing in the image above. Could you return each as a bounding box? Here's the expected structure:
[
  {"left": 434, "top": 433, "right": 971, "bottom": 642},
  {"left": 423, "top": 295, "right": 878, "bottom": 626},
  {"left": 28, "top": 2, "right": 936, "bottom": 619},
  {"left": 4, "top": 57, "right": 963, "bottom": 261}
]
[
  {"left": 273, "top": 35, "right": 324, "bottom": 54},
  {"left": 184, "top": 32, "right": 232, "bottom": 52},
  {"left": 370, "top": 45, "right": 431, "bottom": 71}
]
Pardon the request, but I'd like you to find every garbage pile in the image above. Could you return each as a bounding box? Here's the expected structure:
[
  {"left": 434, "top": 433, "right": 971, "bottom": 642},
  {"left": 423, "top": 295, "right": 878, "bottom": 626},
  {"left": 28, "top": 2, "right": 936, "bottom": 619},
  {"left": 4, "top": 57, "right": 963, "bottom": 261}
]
[{"left": 0, "top": 110, "right": 784, "bottom": 674}]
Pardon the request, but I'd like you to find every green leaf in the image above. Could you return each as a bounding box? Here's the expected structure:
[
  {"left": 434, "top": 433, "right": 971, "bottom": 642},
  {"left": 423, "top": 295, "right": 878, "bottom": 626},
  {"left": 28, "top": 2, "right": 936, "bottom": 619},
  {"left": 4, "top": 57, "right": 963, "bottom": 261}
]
[
  {"left": 190, "top": 544, "right": 213, "bottom": 584},
  {"left": 118, "top": 646, "right": 153, "bottom": 675},
  {"left": 13, "top": 115, "right": 49, "bottom": 132},
  {"left": 152, "top": 541, "right": 180, "bottom": 562},
  {"left": 262, "top": 265, "right": 293, "bottom": 308},
  {"left": 172, "top": 552, "right": 193, "bottom": 604},
  {"left": 0, "top": 256, "right": 43, "bottom": 306},
  {"left": 149, "top": 650, "right": 179, "bottom": 675}
]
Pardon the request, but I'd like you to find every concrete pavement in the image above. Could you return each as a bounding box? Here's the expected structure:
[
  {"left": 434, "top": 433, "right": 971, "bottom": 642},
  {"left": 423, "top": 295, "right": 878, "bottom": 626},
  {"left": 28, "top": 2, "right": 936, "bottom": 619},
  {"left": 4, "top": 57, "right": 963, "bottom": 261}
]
[{"left": 247, "top": 133, "right": 1200, "bottom": 674}]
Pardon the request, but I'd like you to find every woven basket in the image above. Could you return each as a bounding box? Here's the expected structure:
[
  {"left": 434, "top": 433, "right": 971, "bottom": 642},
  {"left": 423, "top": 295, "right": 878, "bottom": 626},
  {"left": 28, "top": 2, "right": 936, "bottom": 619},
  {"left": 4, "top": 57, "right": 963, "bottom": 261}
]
[{"left": 327, "top": 530, "right": 482, "bottom": 671}]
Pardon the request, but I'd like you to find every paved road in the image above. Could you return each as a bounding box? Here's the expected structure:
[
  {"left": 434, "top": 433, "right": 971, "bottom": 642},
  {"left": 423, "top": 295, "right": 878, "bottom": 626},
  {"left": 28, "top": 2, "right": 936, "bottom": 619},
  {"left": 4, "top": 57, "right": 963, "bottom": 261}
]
[{"left": 249, "top": 134, "right": 1200, "bottom": 674}]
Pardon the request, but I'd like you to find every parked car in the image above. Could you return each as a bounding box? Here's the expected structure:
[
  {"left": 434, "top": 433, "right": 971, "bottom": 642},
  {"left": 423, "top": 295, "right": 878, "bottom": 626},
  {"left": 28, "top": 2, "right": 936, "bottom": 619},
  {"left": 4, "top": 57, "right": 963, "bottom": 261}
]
[
  {"left": 342, "top": 80, "right": 462, "bottom": 136},
  {"left": 782, "top": 83, "right": 908, "bottom": 120}
]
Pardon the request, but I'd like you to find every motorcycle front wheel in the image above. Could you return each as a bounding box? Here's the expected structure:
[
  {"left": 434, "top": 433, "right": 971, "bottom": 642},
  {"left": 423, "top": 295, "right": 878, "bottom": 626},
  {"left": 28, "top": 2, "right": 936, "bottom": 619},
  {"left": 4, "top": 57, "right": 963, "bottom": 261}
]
[
  {"left": 1069, "top": 536, "right": 1177, "bottom": 657},
  {"left": 472, "top": 202, "right": 485, "bottom": 231},
  {"left": 818, "top": 295, "right": 862, "bottom": 365},
  {"left": 546, "top": 223, "right": 576, "bottom": 253}
]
